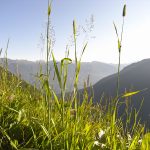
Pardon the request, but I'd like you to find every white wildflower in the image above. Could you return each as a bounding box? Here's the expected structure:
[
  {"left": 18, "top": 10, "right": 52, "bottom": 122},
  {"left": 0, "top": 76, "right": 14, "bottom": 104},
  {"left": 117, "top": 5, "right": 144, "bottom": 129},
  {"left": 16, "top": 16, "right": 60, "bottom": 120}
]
[
  {"left": 98, "top": 129, "right": 105, "bottom": 139},
  {"left": 101, "top": 143, "right": 106, "bottom": 148},
  {"left": 138, "top": 139, "right": 142, "bottom": 144},
  {"left": 93, "top": 141, "right": 100, "bottom": 146}
]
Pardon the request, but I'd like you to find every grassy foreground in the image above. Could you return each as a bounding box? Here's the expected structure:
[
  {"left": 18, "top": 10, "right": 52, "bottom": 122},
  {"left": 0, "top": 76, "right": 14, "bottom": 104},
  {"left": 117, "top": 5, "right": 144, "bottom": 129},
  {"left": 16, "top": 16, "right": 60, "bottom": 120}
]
[
  {"left": 0, "top": 60, "right": 150, "bottom": 150},
  {"left": 0, "top": 64, "right": 150, "bottom": 150},
  {"left": 0, "top": 1, "right": 150, "bottom": 150}
]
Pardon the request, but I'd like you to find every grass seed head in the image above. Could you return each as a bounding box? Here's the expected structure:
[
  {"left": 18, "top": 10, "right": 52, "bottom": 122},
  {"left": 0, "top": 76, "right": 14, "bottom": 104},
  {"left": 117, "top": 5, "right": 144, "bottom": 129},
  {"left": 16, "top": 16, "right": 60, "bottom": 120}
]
[
  {"left": 48, "top": 5, "right": 51, "bottom": 16},
  {"left": 123, "top": 4, "right": 126, "bottom": 17}
]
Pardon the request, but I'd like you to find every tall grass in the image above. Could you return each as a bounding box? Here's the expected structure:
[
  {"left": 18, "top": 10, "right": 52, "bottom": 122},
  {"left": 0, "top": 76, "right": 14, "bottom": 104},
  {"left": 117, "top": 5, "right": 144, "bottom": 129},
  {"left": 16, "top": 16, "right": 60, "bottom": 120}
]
[
  {"left": 113, "top": 4, "right": 126, "bottom": 98},
  {"left": 0, "top": 1, "right": 150, "bottom": 150}
]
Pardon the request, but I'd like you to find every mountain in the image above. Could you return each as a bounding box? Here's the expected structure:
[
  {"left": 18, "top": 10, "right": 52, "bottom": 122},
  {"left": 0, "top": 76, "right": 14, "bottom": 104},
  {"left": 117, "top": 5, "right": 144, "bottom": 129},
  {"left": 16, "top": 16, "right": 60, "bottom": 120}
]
[
  {"left": 90, "top": 59, "right": 150, "bottom": 127},
  {"left": 0, "top": 58, "right": 126, "bottom": 93}
]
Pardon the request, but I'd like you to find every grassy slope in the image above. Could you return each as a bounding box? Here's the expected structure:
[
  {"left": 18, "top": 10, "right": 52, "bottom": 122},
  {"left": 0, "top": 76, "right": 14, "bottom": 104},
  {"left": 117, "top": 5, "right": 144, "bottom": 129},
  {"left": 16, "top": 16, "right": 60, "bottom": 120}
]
[{"left": 0, "top": 64, "right": 149, "bottom": 149}]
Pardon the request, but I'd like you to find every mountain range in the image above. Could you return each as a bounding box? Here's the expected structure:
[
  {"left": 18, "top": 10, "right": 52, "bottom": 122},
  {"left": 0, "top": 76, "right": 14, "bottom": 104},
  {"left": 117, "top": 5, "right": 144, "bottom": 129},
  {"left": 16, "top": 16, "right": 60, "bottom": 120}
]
[
  {"left": 0, "top": 58, "right": 125, "bottom": 93},
  {"left": 1, "top": 58, "right": 150, "bottom": 127}
]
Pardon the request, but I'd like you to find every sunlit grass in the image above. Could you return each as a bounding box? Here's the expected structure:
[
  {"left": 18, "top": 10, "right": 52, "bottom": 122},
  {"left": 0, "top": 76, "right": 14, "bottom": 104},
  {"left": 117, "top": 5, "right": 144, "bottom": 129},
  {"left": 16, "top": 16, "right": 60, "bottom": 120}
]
[{"left": 0, "top": 1, "right": 150, "bottom": 150}]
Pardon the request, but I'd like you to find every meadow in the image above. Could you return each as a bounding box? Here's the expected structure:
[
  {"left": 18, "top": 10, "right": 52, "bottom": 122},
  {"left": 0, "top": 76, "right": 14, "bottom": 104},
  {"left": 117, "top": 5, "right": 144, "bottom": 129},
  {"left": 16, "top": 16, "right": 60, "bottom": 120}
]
[{"left": 0, "top": 2, "right": 150, "bottom": 150}]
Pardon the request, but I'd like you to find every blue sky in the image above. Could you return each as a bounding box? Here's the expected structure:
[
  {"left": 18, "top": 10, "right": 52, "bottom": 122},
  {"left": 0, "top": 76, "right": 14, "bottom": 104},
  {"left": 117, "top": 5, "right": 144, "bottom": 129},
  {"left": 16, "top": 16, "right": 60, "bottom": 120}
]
[{"left": 0, "top": 0, "right": 150, "bottom": 63}]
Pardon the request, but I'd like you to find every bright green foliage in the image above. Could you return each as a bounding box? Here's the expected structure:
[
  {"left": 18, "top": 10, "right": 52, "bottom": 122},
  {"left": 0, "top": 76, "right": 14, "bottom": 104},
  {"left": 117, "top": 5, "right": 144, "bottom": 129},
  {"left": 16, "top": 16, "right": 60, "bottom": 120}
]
[
  {"left": 0, "top": 1, "right": 149, "bottom": 150},
  {"left": 141, "top": 133, "right": 150, "bottom": 150}
]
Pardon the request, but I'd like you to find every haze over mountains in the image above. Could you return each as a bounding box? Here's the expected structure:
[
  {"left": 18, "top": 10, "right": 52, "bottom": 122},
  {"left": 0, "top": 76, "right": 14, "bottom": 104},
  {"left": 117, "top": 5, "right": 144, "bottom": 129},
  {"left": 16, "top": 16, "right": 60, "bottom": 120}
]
[
  {"left": 90, "top": 58, "right": 150, "bottom": 127},
  {"left": 0, "top": 58, "right": 126, "bottom": 93},
  {"left": 1, "top": 58, "right": 150, "bottom": 126}
]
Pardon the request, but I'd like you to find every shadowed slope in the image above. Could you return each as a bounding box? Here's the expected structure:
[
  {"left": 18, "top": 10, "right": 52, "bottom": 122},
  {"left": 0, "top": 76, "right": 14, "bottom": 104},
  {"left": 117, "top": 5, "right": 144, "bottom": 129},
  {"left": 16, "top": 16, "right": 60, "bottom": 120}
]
[{"left": 91, "top": 59, "right": 150, "bottom": 126}]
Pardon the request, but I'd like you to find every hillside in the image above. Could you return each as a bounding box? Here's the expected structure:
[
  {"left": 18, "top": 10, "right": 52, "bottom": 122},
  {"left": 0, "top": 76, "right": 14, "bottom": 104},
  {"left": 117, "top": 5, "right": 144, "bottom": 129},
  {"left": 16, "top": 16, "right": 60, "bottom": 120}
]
[
  {"left": 89, "top": 59, "right": 150, "bottom": 126},
  {"left": 0, "top": 65, "right": 38, "bottom": 96}
]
